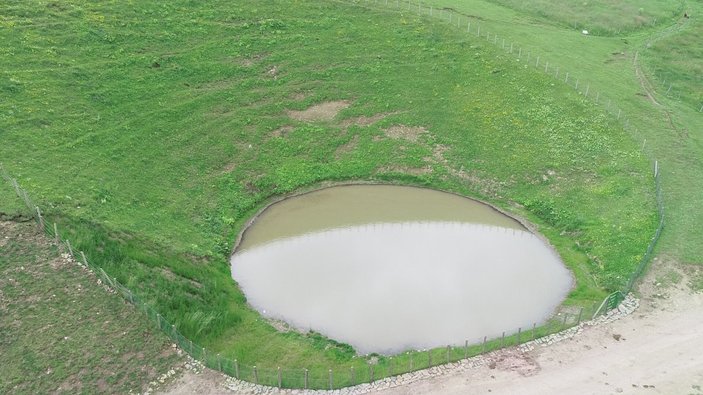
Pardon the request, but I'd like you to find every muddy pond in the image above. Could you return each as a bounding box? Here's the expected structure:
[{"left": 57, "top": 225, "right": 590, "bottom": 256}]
[{"left": 230, "top": 185, "right": 572, "bottom": 355}]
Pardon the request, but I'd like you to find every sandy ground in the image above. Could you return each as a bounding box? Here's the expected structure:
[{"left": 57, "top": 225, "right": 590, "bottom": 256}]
[
  {"left": 376, "top": 277, "right": 703, "bottom": 395},
  {"left": 158, "top": 264, "right": 703, "bottom": 395}
]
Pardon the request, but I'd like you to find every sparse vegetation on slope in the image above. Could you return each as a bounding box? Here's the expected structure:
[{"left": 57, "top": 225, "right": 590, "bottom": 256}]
[{"left": 0, "top": 221, "right": 181, "bottom": 394}]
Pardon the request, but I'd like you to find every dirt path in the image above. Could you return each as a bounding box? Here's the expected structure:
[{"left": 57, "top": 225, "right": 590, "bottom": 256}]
[
  {"left": 376, "top": 275, "right": 703, "bottom": 395},
  {"left": 159, "top": 263, "right": 703, "bottom": 395}
]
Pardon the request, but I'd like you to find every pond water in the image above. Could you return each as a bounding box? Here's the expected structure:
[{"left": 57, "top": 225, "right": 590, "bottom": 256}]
[{"left": 230, "top": 185, "right": 572, "bottom": 355}]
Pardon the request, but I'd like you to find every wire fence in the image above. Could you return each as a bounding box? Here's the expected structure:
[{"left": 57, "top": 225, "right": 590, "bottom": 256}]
[
  {"left": 342, "top": 0, "right": 702, "bottom": 115},
  {"left": 599, "top": 162, "right": 665, "bottom": 310},
  {"left": 0, "top": 161, "right": 643, "bottom": 389},
  {"left": 0, "top": 1, "right": 667, "bottom": 390}
]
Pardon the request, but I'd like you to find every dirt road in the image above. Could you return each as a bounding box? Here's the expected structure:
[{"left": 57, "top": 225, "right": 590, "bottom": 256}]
[
  {"left": 159, "top": 266, "right": 703, "bottom": 395},
  {"left": 376, "top": 278, "right": 703, "bottom": 395}
]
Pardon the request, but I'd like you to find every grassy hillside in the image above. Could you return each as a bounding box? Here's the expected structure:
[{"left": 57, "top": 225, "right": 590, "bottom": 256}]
[
  {"left": 0, "top": 221, "right": 180, "bottom": 394},
  {"left": 422, "top": 0, "right": 703, "bottom": 265},
  {"left": 0, "top": 0, "right": 659, "bottom": 379},
  {"left": 488, "top": 0, "right": 683, "bottom": 35}
]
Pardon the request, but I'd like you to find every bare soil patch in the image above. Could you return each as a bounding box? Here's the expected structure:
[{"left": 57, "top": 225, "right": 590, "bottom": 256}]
[
  {"left": 231, "top": 53, "right": 268, "bottom": 67},
  {"left": 340, "top": 112, "right": 397, "bottom": 128},
  {"left": 287, "top": 100, "right": 350, "bottom": 122},
  {"left": 269, "top": 125, "right": 294, "bottom": 138},
  {"left": 383, "top": 125, "right": 427, "bottom": 142},
  {"left": 335, "top": 134, "right": 360, "bottom": 159},
  {"left": 220, "top": 162, "right": 238, "bottom": 174},
  {"left": 376, "top": 164, "right": 432, "bottom": 176},
  {"left": 289, "top": 91, "right": 309, "bottom": 101}
]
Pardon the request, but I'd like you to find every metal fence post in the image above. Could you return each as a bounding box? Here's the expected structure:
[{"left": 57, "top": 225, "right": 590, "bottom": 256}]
[
  {"left": 329, "top": 368, "right": 333, "bottom": 390},
  {"left": 350, "top": 366, "right": 355, "bottom": 385},
  {"left": 235, "top": 359, "right": 240, "bottom": 379},
  {"left": 278, "top": 367, "right": 282, "bottom": 389},
  {"left": 35, "top": 206, "right": 44, "bottom": 231},
  {"left": 253, "top": 366, "right": 258, "bottom": 384},
  {"left": 53, "top": 222, "right": 59, "bottom": 244},
  {"left": 464, "top": 340, "right": 468, "bottom": 359},
  {"left": 80, "top": 251, "right": 88, "bottom": 267},
  {"left": 66, "top": 239, "right": 74, "bottom": 257},
  {"left": 446, "top": 345, "right": 451, "bottom": 363},
  {"left": 532, "top": 323, "right": 536, "bottom": 340},
  {"left": 577, "top": 307, "right": 583, "bottom": 325},
  {"left": 482, "top": 336, "right": 487, "bottom": 353},
  {"left": 428, "top": 350, "right": 432, "bottom": 367},
  {"left": 304, "top": 368, "right": 309, "bottom": 389},
  {"left": 517, "top": 327, "right": 521, "bottom": 344},
  {"left": 501, "top": 331, "right": 505, "bottom": 348}
]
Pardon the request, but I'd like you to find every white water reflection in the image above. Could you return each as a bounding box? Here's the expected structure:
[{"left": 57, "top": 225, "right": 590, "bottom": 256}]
[{"left": 232, "top": 221, "right": 572, "bottom": 355}]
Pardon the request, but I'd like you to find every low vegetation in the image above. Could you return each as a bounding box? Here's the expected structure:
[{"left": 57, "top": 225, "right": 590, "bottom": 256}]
[
  {"left": 5, "top": 0, "right": 697, "bottom": 384},
  {"left": 0, "top": 221, "right": 180, "bottom": 394}
]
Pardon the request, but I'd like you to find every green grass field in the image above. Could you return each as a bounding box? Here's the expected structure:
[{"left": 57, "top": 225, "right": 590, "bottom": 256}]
[{"left": 1, "top": 0, "right": 700, "bottom": 387}]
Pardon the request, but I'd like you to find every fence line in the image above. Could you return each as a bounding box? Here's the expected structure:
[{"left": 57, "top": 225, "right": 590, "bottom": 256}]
[
  {"left": 351, "top": 0, "right": 701, "bottom": 125},
  {"left": 348, "top": 0, "right": 669, "bottom": 309},
  {"left": 0, "top": 2, "right": 667, "bottom": 390},
  {"left": 0, "top": 161, "right": 632, "bottom": 389}
]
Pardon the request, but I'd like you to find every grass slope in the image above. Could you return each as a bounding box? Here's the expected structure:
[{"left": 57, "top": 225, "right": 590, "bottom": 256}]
[
  {"left": 423, "top": 0, "right": 703, "bottom": 264},
  {"left": 0, "top": 0, "right": 660, "bottom": 379},
  {"left": 0, "top": 221, "right": 180, "bottom": 394}
]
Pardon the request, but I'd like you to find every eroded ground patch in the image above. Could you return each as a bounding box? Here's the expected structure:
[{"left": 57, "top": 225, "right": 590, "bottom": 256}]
[{"left": 287, "top": 100, "right": 351, "bottom": 122}]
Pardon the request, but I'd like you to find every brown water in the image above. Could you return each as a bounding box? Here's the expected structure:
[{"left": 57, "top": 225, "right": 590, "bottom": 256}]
[{"left": 231, "top": 185, "right": 572, "bottom": 355}]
